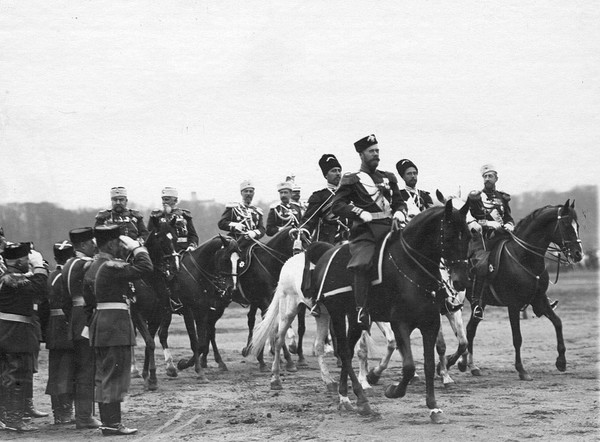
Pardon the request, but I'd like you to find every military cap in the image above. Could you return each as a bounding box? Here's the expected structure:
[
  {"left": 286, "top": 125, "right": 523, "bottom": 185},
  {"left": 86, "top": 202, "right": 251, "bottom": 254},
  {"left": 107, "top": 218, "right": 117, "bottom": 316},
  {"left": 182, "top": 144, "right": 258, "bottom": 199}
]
[
  {"left": 2, "top": 242, "right": 30, "bottom": 260},
  {"left": 480, "top": 164, "right": 497, "bottom": 176},
  {"left": 69, "top": 227, "right": 94, "bottom": 244},
  {"left": 110, "top": 186, "right": 127, "bottom": 198},
  {"left": 240, "top": 179, "right": 254, "bottom": 191},
  {"left": 354, "top": 134, "right": 378, "bottom": 153},
  {"left": 53, "top": 240, "right": 75, "bottom": 263},
  {"left": 277, "top": 181, "right": 293, "bottom": 192},
  {"left": 94, "top": 225, "right": 121, "bottom": 246},
  {"left": 162, "top": 187, "right": 178, "bottom": 198},
  {"left": 292, "top": 184, "right": 301, "bottom": 192},
  {"left": 319, "top": 154, "right": 342, "bottom": 176},
  {"left": 396, "top": 159, "right": 418, "bottom": 177}
]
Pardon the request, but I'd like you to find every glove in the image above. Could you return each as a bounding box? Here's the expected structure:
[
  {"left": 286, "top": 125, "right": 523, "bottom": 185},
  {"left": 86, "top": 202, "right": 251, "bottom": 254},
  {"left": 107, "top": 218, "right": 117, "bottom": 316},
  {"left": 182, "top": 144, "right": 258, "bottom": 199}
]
[
  {"left": 28, "top": 250, "right": 44, "bottom": 268},
  {"left": 186, "top": 245, "right": 196, "bottom": 252},
  {"left": 393, "top": 211, "right": 407, "bottom": 224},
  {"left": 230, "top": 222, "right": 245, "bottom": 233},
  {"left": 119, "top": 235, "right": 140, "bottom": 252},
  {"left": 487, "top": 221, "right": 502, "bottom": 230},
  {"left": 469, "top": 220, "right": 482, "bottom": 234},
  {"left": 246, "top": 231, "right": 257, "bottom": 239},
  {"left": 504, "top": 223, "right": 514, "bottom": 232},
  {"left": 359, "top": 211, "right": 373, "bottom": 223}
]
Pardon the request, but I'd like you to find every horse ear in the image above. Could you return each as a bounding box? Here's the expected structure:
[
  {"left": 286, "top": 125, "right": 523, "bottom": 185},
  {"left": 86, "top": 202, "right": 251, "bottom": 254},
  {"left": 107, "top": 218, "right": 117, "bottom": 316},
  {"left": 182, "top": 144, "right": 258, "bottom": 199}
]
[
  {"left": 436, "top": 189, "right": 445, "bottom": 204},
  {"left": 445, "top": 199, "right": 453, "bottom": 219},
  {"left": 563, "top": 199, "right": 570, "bottom": 213},
  {"left": 218, "top": 234, "right": 229, "bottom": 248},
  {"left": 570, "top": 199, "right": 575, "bottom": 209},
  {"left": 459, "top": 198, "right": 470, "bottom": 218}
]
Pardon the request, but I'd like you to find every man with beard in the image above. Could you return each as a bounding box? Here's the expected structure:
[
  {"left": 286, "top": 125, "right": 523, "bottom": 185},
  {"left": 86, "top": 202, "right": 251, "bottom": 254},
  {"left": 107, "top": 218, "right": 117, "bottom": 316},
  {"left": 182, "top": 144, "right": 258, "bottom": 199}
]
[
  {"left": 266, "top": 181, "right": 302, "bottom": 237},
  {"left": 148, "top": 187, "right": 198, "bottom": 253},
  {"left": 332, "top": 135, "right": 407, "bottom": 327},
  {"left": 95, "top": 187, "right": 148, "bottom": 243},
  {"left": 396, "top": 159, "right": 434, "bottom": 220},
  {"left": 83, "top": 226, "right": 152, "bottom": 436}
]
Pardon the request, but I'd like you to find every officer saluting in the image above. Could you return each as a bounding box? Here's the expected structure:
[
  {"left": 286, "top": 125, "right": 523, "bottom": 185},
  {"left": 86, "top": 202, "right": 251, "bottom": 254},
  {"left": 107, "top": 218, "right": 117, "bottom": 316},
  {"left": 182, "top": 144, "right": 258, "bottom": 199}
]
[
  {"left": 396, "top": 159, "right": 434, "bottom": 220},
  {"left": 83, "top": 225, "right": 153, "bottom": 436},
  {"left": 95, "top": 187, "right": 149, "bottom": 243},
  {"left": 218, "top": 179, "right": 265, "bottom": 249},
  {"left": 332, "top": 134, "right": 407, "bottom": 327},
  {"left": 266, "top": 181, "right": 302, "bottom": 236},
  {"left": 148, "top": 187, "right": 199, "bottom": 252}
]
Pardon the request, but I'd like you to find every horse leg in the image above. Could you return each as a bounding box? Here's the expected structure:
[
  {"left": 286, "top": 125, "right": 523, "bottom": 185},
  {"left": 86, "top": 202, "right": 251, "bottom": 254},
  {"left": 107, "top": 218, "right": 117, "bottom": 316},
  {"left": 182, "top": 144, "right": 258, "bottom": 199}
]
[
  {"left": 330, "top": 319, "right": 342, "bottom": 368},
  {"left": 357, "top": 331, "right": 372, "bottom": 392},
  {"left": 508, "top": 305, "right": 531, "bottom": 381},
  {"left": 157, "top": 312, "right": 177, "bottom": 377},
  {"left": 296, "top": 304, "right": 308, "bottom": 367},
  {"left": 422, "top": 318, "right": 447, "bottom": 423},
  {"left": 436, "top": 327, "right": 453, "bottom": 387},
  {"left": 177, "top": 305, "right": 200, "bottom": 372},
  {"left": 385, "top": 321, "right": 414, "bottom": 399},
  {"left": 314, "top": 309, "right": 337, "bottom": 393},
  {"left": 270, "top": 307, "right": 297, "bottom": 389},
  {"left": 533, "top": 294, "right": 566, "bottom": 372},
  {"left": 193, "top": 310, "right": 209, "bottom": 383},
  {"left": 131, "top": 310, "right": 157, "bottom": 391},
  {"left": 366, "top": 322, "right": 395, "bottom": 385},
  {"left": 445, "top": 308, "right": 468, "bottom": 370},
  {"left": 459, "top": 309, "right": 483, "bottom": 376},
  {"left": 346, "top": 319, "right": 373, "bottom": 415}
]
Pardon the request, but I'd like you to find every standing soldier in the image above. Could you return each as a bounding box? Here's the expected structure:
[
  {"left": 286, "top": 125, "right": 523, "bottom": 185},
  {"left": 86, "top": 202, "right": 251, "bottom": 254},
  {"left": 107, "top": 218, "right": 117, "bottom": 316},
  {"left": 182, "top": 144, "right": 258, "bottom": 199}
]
[
  {"left": 45, "top": 241, "right": 76, "bottom": 425},
  {"left": 0, "top": 243, "right": 48, "bottom": 432},
  {"left": 266, "top": 181, "right": 302, "bottom": 236},
  {"left": 218, "top": 179, "right": 266, "bottom": 251},
  {"left": 148, "top": 187, "right": 198, "bottom": 253},
  {"left": 61, "top": 227, "right": 101, "bottom": 429},
  {"left": 332, "top": 134, "right": 407, "bottom": 327},
  {"left": 396, "top": 159, "right": 434, "bottom": 220},
  {"left": 95, "top": 187, "right": 149, "bottom": 243},
  {"left": 83, "top": 225, "right": 152, "bottom": 436}
]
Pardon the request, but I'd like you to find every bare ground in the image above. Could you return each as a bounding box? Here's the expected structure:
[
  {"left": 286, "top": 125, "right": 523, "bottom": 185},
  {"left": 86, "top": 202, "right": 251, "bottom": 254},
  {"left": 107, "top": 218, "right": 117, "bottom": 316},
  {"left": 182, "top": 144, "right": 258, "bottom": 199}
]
[{"left": 5, "top": 271, "right": 599, "bottom": 441}]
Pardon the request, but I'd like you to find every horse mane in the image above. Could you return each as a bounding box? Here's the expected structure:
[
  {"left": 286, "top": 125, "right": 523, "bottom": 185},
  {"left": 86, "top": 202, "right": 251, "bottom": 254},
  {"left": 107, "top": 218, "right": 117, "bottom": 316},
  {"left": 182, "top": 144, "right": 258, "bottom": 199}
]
[{"left": 265, "top": 226, "right": 294, "bottom": 248}]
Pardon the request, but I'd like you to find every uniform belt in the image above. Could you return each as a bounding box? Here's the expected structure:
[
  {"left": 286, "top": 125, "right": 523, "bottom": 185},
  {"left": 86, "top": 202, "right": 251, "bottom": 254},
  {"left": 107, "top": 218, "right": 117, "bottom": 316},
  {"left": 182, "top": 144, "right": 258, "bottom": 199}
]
[
  {"left": 176, "top": 237, "right": 187, "bottom": 243},
  {"left": 0, "top": 312, "right": 34, "bottom": 324},
  {"left": 96, "top": 302, "right": 129, "bottom": 311},
  {"left": 50, "top": 309, "right": 65, "bottom": 317},
  {"left": 370, "top": 212, "right": 392, "bottom": 220},
  {"left": 72, "top": 297, "right": 85, "bottom": 307},
  {"left": 33, "top": 303, "right": 38, "bottom": 311}
]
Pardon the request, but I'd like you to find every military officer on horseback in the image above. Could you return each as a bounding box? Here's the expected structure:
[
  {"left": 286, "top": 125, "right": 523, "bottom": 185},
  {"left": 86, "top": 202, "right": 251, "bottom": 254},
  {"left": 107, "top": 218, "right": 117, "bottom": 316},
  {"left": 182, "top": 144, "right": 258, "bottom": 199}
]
[
  {"left": 219, "top": 179, "right": 265, "bottom": 248},
  {"left": 266, "top": 181, "right": 302, "bottom": 237},
  {"left": 396, "top": 159, "right": 434, "bottom": 219},
  {"left": 332, "top": 134, "right": 407, "bottom": 327},
  {"left": 467, "top": 164, "right": 515, "bottom": 319},
  {"left": 148, "top": 187, "right": 199, "bottom": 253},
  {"left": 95, "top": 187, "right": 149, "bottom": 243}
]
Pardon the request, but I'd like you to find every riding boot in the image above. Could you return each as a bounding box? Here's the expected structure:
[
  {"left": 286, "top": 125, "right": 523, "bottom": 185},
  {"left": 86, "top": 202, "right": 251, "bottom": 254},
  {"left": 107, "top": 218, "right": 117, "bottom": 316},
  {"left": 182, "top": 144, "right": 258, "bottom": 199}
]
[
  {"left": 549, "top": 297, "right": 559, "bottom": 310},
  {"left": 52, "top": 393, "right": 75, "bottom": 424},
  {"left": 24, "top": 397, "right": 49, "bottom": 418},
  {"left": 471, "top": 277, "right": 485, "bottom": 320},
  {"left": 5, "top": 385, "right": 38, "bottom": 432},
  {"left": 75, "top": 395, "right": 101, "bottom": 429},
  {"left": 353, "top": 272, "right": 371, "bottom": 328},
  {"left": 100, "top": 402, "right": 137, "bottom": 436}
]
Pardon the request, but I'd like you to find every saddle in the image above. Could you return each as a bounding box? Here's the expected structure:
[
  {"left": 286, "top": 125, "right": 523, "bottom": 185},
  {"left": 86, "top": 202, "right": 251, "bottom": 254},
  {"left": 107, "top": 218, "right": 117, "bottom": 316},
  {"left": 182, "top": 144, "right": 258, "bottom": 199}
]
[
  {"left": 486, "top": 239, "right": 510, "bottom": 284},
  {"left": 236, "top": 243, "right": 257, "bottom": 277}
]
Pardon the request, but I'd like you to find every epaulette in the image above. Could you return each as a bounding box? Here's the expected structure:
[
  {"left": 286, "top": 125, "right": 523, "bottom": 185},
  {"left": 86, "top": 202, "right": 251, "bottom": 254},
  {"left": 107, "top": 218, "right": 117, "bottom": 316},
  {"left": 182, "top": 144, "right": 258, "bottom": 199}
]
[
  {"left": 339, "top": 172, "right": 359, "bottom": 186},
  {"left": 422, "top": 190, "right": 431, "bottom": 196},
  {"left": 382, "top": 171, "right": 398, "bottom": 183},
  {"left": 498, "top": 191, "right": 511, "bottom": 202},
  {"left": 150, "top": 209, "right": 163, "bottom": 217},
  {"left": 95, "top": 209, "right": 111, "bottom": 220},
  {"left": 129, "top": 209, "right": 143, "bottom": 219},
  {"left": 468, "top": 190, "right": 482, "bottom": 200},
  {"left": 179, "top": 208, "right": 192, "bottom": 217},
  {"left": 269, "top": 202, "right": 281, "bottom": 209},
  {"left": 225, "top": 202, "right": 239, "bottom": 209},
  {"left": 255, "top": 207, "right": 263, "bottom": 215},
  {"left": 105, "top": 260, "right": 128, "bottom": 269}
]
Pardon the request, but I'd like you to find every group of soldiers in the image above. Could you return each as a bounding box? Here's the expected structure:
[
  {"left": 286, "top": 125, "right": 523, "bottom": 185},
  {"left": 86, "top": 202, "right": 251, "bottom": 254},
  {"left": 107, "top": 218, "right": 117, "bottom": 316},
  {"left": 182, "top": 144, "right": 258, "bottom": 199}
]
[{"left": 0, "top": 133, "right": 520, "bottom": 435}]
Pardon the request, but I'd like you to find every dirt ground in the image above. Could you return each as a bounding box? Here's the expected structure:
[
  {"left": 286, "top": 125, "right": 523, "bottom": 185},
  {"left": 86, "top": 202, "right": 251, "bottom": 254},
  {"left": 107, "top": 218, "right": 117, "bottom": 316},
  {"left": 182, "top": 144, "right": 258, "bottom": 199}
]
[{"left": 5, "top": 270, "right": 598, "bottom": 441}]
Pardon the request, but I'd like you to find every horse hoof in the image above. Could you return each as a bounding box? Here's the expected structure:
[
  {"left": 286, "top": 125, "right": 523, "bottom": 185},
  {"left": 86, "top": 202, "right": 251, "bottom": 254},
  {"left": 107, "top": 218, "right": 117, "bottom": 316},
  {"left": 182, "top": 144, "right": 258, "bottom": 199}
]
[
  {"left": 259, "top": 363, "right": 270, "bottom": 373},
  {"left": 241, "top": 347, "right": 250, "bottom": 358},
  {"left": 142, "top": 371, "right": 149, "bottom": 381},
  {"left": 131, "top": 368, "right": 142, "bottom": 379},
  {"left": 430, "top": 409, "right": 448, "bottom": 424},
  {"left": 471, "top": 368, "right": 482, "bottom": 377},
  {"left": 326, "top": 382, "right": 338, "bottom": 393},
  {"left": 366, "top": 369, "right": 381, "bottom": 385},
  {"left": 357, "top": 402, "right": 373, "bottom": 416},
  {"left": 146, "top": 380, "right": 158, "bottom": 391},
  {"left": 288, "top": 343, "right": 298, "bottom": 355},
  {"left": 297, "top": 357, "right": 308, "bottom": 368},
  {"left": 177, "top": 359, "right": 189, "bottom": 371},
  {"left": 219, "top": 363, "right": 229, "bottom": 372},
  {"left": 457, "top": 361, "right": 467, "bottom": 372},
  {"left": 270, "top": 380, "right": 283, "bottom": 390},
  {"left": 338, "top": 399, "right": 355, "bottom": 412},
  {"left": 196, "top": 376, "right": 210, "bottom": 384},
  {"left": 384, "top": 383, "right": 405, "bottom": 399},
  {"left": 286, "top": 362, "right": 297, "bottom": 373},
  {"left": 519, "top": 372, "right": 533, "bottom": 381},
  {"left": 556, "top": 358, "right": 567, "bottom": 372},
  {"left": 166, "top": 366, "right": 178, "bottom": 378}
]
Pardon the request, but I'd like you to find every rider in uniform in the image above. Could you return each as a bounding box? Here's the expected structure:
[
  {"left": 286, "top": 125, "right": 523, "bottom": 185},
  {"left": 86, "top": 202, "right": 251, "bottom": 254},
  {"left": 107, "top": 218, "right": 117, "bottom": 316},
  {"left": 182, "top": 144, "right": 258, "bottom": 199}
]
[
  {"left": 0, "top": 243, "right": 48, "bottom": 433},
  {"left": 291, "top": 182, "right": 307, "bottom": 217},
  {"left": 218, "top": 179, "right": 265, "bottom": 251},
  {"left": 44, "top": 241, "right": 76, "bottom": 425},
  {"left": 332, "top": 134, "right": 407, "bottom": 327},
  {"left": 61, "top": 227, "right": 102, "bottom": 429},
  {"left": 396, "top": 159, "right": 434, "bottom": 220},
  {"left": 83, "top": 225, "right": 152, "bottom": 436},
  {"left": 467, "top": 164, "right": 515, "bottom": 320},
  {"left": 95, "top": 187, "right": 149, "bottom": 244},
  {"left": 266, "top": 181, "right": 302, "bottom": 237}
]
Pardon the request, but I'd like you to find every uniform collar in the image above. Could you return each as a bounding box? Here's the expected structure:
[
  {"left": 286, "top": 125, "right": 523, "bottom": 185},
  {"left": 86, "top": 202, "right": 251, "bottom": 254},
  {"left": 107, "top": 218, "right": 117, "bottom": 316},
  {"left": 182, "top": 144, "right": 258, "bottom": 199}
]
[
  {"left": 405, "top": 185, "right": 418, "bottom": 193},
  {"left": 326, "top": 183, "right": 337, "bottom": 191},
  {"left": 96, "top": 251, "right": 115, "bottom": 260}
]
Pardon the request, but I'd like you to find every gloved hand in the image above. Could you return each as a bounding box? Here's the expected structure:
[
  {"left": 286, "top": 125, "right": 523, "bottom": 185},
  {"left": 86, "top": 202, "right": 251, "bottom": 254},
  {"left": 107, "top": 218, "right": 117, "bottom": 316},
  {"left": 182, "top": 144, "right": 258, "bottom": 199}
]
[
  {"left": 230, "top": 222, "right": 246, "bottom": 233},
  {"left": 186, "top": 245, "right": 196, "bottom": 252},
  {"left": 246, "top": 230, "right": 257, "bottom": 239},
  {"left": 393, "top": 211, "right": 407, "bottom": 224},
  {"left": 28, "top": 250, "right": 44, "bottom": 268},
  {"left": 487, "top": 221, "right": 502, "bottom": 230},
  {"left": 469, "top": 220, "right": 482, "bottom": 233},
  {"left": 504, "top": 223, "right": 514, "bottom": 232},
  {"left": 359, "top": 211, "right": 373, "bottom": 223},
  {"left": 119, "top": 235, "right": 140, "bottom": 251}
]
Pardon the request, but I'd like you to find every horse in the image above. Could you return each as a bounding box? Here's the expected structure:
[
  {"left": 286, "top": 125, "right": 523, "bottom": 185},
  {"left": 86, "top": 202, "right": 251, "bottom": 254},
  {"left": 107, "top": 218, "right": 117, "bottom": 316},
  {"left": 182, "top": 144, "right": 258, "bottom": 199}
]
[
  {"left": 129, "top": 223, "right": 180, "bottom": 390},
  {"left": 236, "top": 226, "right": 311, "bottom": 370},
  {"left": 173, "top": 235, "right": 241, "bottom": 382},
  {"left": 312, "top": 199, "right": 471, "bottom": 421},
  {"left": 458, "top": 200, "right": 583, "bottom": 381}
]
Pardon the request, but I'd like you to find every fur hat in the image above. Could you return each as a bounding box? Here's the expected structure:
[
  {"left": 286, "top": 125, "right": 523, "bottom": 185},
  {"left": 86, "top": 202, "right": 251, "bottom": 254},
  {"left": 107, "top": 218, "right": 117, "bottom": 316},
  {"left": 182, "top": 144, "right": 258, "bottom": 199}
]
[
  {"left": 396, "top": 159, "right": 418, "bottom": 177},
  {"left": 318, "top": 154, "right": 342, "bottom": 176},
  {"left": 94, "top": 225, "right": 120, "bottom": 247},
  {"left": 1, "top": 242, "right": 30, "bottom": 260},
  {"left": 277, "top": 181, "right": 293, "bottom": 192},
  {"left": 354, "top": 134, "right": 378, "bottom": 153},
  {"left": 69, "top": 227, "right": 94, "bottom": 244},
  {"left": 53, "top": 241, "right": 75, "bottom": 263}
]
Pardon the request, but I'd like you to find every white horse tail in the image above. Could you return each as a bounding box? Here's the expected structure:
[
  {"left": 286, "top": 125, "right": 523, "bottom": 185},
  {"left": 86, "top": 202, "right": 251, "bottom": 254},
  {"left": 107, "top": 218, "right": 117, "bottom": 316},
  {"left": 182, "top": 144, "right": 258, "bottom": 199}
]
[{"left": 248, "top": 285, "right": 283, "bottom": 358}]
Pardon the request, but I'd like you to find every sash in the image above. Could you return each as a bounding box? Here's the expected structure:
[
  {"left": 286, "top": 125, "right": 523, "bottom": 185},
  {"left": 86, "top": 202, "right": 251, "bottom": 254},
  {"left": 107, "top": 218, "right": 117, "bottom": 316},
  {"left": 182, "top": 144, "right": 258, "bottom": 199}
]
[{"left": 357, "top": 172, "right": 391, "bottom": 216}]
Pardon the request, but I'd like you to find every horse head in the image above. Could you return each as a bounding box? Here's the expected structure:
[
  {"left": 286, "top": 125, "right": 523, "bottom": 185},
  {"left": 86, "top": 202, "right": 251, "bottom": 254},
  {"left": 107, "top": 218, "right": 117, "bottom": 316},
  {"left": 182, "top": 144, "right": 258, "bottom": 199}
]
[
  {"left": 441, "top": 197, "right": 471, "bottom": 292},
  {"left": 212, "top": 235, "right": 242, "bottom": 302},
  {"left": 145, "top": 223, "right": 180, "bottom": 281},
  {"left": 552, "top": 200, "right": 583, "bottom": 263}
]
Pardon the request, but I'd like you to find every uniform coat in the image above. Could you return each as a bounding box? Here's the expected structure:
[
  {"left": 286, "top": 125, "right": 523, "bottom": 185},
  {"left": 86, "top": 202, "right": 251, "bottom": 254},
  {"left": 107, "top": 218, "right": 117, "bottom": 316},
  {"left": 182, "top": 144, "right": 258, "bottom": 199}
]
[
  {"left": 301, "top": 186, "right": 349, "bottom": 244},
  {"left": 95, "top": 209, "right": 149, "bottom": 242},
  {"left": 148, "top": 208, "right": 198, "bottom": 252}
]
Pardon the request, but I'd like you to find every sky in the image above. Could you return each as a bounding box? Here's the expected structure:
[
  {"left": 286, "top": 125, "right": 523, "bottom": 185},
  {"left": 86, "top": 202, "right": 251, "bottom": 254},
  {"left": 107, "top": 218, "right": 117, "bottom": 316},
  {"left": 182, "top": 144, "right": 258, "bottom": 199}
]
[{"left": 0, "top": 1, "right": 598, "bottom": 210}]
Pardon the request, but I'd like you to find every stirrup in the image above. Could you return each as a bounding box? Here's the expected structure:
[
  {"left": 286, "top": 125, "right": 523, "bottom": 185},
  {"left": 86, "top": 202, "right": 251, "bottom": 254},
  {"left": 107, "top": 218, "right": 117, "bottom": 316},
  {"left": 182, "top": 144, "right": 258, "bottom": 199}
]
[
  {"left": 357, "top": 308, "right": 371, "bottom": 327},
  {"left": 473, "top": 305, "right": 484, "bottom": 320},
  {"left": 550, "top": 299, "right": 559, "bottom": 310},
  {"left": 309, "top": 303, "right": 321, "bottom": 318},
  {"left": 170, "top": 298, "right": 183, "bottom": 312}
]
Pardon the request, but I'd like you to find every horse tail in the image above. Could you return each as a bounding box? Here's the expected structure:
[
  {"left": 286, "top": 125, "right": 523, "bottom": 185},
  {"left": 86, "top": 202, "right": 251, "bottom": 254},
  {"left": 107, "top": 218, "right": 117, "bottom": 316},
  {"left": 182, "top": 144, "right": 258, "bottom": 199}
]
[{"left": 248, "top": 284, "right": 283, "bottom": 358}]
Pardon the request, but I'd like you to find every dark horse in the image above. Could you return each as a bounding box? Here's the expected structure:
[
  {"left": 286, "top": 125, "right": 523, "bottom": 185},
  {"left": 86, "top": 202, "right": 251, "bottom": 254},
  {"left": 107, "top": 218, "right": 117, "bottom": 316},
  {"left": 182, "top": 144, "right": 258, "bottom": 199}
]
[
  {"left": 312, "top": 200, "right": 471, "bottom": 421},
  {"left": 459, "top": 200, "right": 583, "bottom": 381},
  {"left": 175, "top": 235, "right": 241, "bottom": 382},
  {"left": 129, "top": 223, "right": 180, "bottom": 390},
  {"left": 237, "top": 226, "right": 310, "bottom": 370}
]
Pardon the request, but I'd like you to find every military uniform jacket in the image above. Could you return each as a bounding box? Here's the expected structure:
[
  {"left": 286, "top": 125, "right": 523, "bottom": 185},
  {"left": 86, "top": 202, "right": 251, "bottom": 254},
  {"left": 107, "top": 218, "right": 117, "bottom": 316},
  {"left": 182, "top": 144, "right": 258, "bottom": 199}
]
[
  {"left": 399, "top": 188, "right": 434, "bottom": 219},
  {"left": 470, "top": 189, "right": 514, "bottom": 227},
  {"left": 62, "top": 253, "right": 94, "bottom": 341},
  {"left": 301, "top": 186, "right": 350, "bottom": 244},
  {"left": 45, "top": 266, "right": 72, "bottom": 350},
  {"left": 218, "top": 203, "right": 265, "bottom": 241},
  {"left": 266, "top": 202, "right": 302, "bottom": 236},
  {"left": 95, "top": 208, "right": 149, "bottom": 242},
  {"left": 84, "top": 250, "right": 152, "bottom": 347},
  {"left": 148, "top": 208, "right": 199, "bottom": 252},
  {"left": 0, "top": 272, "right": 47, "bottom": 353}
]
